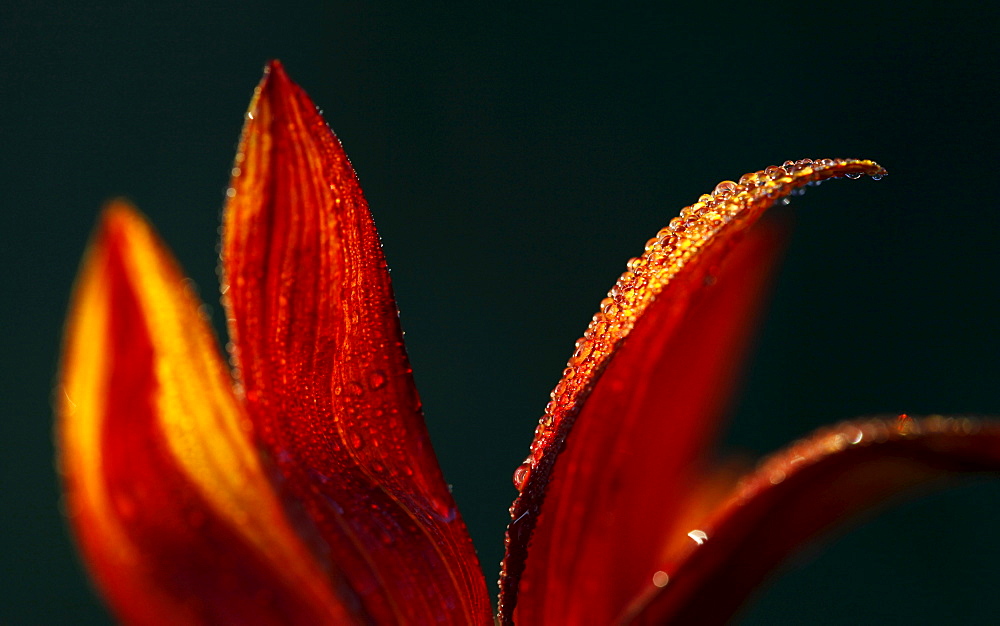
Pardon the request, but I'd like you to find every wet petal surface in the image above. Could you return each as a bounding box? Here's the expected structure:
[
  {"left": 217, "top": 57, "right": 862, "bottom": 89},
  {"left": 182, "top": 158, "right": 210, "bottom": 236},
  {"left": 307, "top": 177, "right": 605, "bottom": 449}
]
[
  {"left": 499, "top": 159, "right": 888, "bottom": 625},
  {"left": 222, "top": 62, "right": 491, "bottom": 625}
]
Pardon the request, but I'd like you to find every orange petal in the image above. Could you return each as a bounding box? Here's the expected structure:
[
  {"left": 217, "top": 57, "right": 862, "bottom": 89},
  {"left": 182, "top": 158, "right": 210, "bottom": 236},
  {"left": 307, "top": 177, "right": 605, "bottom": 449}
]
[
  {"left": 499, "top": 159, "right": 887, "bottom": 625},
  {"left": 58, "top": 203, "right": 357, "bottom": 624},
  {"left": 221, "top": 61, "right": 491, "bottom": 624},
  {"left": 623, "top": 416, "right": 1000, "bottom": 624}
]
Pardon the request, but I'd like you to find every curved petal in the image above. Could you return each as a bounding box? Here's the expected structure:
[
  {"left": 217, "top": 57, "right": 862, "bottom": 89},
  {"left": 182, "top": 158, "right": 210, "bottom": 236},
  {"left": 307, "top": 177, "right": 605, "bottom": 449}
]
[
  {"left": 58, "top": 203, "right": 356, "bottom": 624},
  {"left": 623, "top": 415, "right": 1000, "bottom": 624},
  {"left": 221, "top": 62, "right": 491, "bottom": 624},
  {"left": 499, "top": 159, "right": 887, "bottom": 625}
]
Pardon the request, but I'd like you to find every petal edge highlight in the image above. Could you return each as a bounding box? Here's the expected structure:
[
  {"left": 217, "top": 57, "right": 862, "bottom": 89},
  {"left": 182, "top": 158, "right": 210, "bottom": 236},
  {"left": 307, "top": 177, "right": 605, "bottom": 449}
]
[{"left": 499, "top": 159, "right": 887, "bottom": 625}]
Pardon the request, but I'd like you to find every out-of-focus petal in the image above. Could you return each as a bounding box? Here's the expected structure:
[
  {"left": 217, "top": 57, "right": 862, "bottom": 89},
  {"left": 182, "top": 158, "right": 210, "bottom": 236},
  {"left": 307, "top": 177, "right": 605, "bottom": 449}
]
[
  {"left": 58, "top": 202, "right": 357, "bottom": 624},
  {"left": 623, "top": 416, "right": 1000, "bottom": 624},
  {"left": 222, "top": 61, "right": 492, "bottom": 625},
  {"left": 499, "top": 159, "right": 887, "bottom": 625}
]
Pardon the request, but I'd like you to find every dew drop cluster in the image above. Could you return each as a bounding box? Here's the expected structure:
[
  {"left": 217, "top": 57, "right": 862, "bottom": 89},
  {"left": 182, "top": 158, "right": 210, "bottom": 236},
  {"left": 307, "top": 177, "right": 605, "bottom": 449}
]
[{"left": 509, "top": 158, "right": 887, "bottom": 494}]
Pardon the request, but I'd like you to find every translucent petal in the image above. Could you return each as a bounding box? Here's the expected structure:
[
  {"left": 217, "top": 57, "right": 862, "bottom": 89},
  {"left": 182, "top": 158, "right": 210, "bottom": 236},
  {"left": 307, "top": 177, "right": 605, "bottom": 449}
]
[{"left": 59, "top": 203, "right": 355, "bottom": 624}]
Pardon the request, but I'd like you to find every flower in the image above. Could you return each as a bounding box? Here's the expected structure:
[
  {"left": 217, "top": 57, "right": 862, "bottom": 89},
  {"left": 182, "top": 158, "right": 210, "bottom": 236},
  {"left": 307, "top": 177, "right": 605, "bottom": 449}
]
[{"left": 57, "top": 61, "right": 1000, "bottom": 625}]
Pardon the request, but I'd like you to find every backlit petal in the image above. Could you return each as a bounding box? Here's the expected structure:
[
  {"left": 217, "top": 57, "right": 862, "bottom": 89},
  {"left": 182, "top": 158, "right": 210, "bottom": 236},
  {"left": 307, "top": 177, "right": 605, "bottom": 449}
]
[
  {"left": 623, "top": 416, "right": 1000, "bottom": 624},
  {"left": 499, "top": 159, "right": 887, "bottom": 624},
  {"left": 222, "top": 62, "right": 491, "bottom": 624},
  {"left": 58, "top": 203, "right": 356, "bottom": 624}
]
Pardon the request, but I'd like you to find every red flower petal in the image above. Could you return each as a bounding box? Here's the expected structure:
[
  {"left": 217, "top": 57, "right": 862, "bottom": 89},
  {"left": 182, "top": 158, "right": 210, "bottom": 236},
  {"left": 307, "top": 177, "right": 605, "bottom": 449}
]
[
  {"left": 624, "top": 416, "right": 1000, "bottom": 624},
  {"left": 499, "top": 159, "right": 888, "bottom": 624},
  {"left": 222, "top": 62, "right": 491, "bottom": 624},
  {"left": 59, "top": 204, "right": 357, "bottom": 624}
]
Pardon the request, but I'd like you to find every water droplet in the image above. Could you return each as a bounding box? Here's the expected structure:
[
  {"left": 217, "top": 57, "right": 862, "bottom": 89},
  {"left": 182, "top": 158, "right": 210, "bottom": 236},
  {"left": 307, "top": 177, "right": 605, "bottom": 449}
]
[
  {"left": 367, "top": 369, "right": 387, "bottom": 390},
  {"left": 571, "top": 341, "right": 593, "bottom": 363},
  {"left": 871, "top": 174, "right": 884, "bottom": 181},
  {"left": 513, "top": 462, "right": 532, "bottom": 491},
  {"left": 844, "top": 172, "right": 862, "bottom": 179},
  {"left": 627, "top": 257, "right": 646, "bottom": 273},
  {"left": 687, "top": 529, "right": 708, "bottom": 545},
  {"left": 652, "top": 571, "right": 670, "bottom": 588},
  {"left": 713, "top": 181, "right": 737, "bottom": 197},
  {"left": 349, "top": 431, "right": 365, "bottom": 450},
  {"left": 431, "top": 499, "right": 457, "bottom": 522},
  {"left": 846, "top": 426, "right": 864, "bottom": 445},
  {"left": 896, "top": 413, "right": 919, "bottom": 435}
]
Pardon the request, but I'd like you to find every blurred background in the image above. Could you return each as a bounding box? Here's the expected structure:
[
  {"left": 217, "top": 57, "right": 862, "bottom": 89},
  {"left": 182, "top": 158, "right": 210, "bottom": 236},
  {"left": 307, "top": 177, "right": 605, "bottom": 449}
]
[{"left": 3, "top": 2, "right": 998, "bottom": 623}]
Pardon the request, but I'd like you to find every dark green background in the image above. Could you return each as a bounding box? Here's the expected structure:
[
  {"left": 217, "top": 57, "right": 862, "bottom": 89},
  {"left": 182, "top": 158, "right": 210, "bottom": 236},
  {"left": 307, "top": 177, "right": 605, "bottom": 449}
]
[{"left": 3, "top": 2, "right": 998, "bottom": 624}]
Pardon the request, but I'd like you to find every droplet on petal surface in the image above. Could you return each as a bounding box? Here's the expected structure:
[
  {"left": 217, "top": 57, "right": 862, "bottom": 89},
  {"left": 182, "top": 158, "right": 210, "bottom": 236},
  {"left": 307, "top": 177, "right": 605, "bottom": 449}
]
[
  {"left": 367, "top": 369, "right": 388, "bottom": 391},
  {"left": 513, "top": 462, "right": 532, "bottom": 492},
  {"left": 499, "top": 158, "right": 891, "bottom": 626},
  {"left": 687, "top": 529, "right": 709, "bottom": 545},
  {"left": 713, "top": 181, "right": 738, "bottom": 198}
]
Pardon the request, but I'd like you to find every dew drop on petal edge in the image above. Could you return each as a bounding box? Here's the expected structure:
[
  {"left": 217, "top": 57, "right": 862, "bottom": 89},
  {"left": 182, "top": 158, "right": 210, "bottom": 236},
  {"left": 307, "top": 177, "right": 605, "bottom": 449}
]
[{"left": 513, "top": 462, "right": 532, "bottom": 491}]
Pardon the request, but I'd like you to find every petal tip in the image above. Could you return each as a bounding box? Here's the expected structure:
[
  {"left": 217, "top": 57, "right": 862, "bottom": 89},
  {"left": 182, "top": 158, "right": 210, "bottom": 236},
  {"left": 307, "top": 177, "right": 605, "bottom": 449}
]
[
  {"left": 262, "top": 59, "right": 291, "bottom": 87},
  {"left": 245, "top": 60, "right": 296, "bottom": 125},
  {"left": 91, "top": 200, "right": 159, "bottom": 260},
  {"left": 256, "top": 59, "right": 295, "bottom": 102},
  {"left": 97, "top": 198, "right": 141, "bottom": 229}
]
